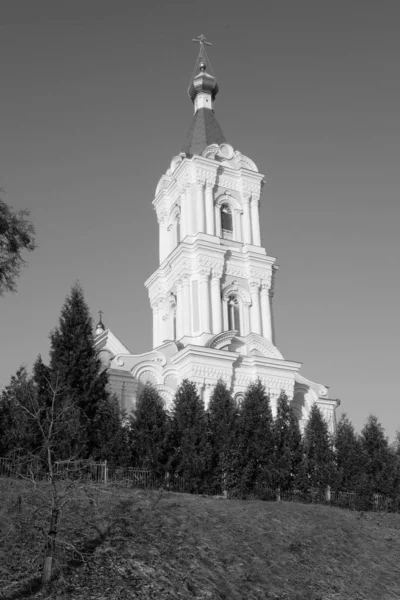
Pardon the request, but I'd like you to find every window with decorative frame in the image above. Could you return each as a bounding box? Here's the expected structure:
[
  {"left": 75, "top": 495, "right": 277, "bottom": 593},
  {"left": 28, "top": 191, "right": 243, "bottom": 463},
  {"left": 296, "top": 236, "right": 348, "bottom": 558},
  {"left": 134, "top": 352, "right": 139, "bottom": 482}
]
[
  {"left": 227, "top": 294, "right": 241, "bottom": 334},
  {"left": 221, "top": 204, "right": 233, "bottom": 239}
]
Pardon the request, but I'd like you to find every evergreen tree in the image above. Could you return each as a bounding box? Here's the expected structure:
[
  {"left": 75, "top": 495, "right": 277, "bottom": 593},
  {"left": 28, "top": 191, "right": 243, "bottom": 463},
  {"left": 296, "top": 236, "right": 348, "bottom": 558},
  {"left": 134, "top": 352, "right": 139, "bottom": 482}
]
[
  {"left": 32, "top": 355, "right": 81, "bottom": 461},
  {"left": 273, "top": 392, "right": 302, "bottom": 492},
  {"left": 334, "top": 413, "right": 364, "bottom": 491},
  {"left": 32, "top": 355, "right": 52, "bottom": 405},
  {"left": 128, "top": 384, "right": 169, "bottom": 476},
  {"left": 0, "top": 366, "right": 37, "bottom": 457},
  {"left": 49, "top": 282, "right": 121, "bottom": 458},
  {"left": 168, "top": 380, "right": 208, "bottom": 492},
  {"left": 299, "top": 404, "right": 335, "bottom": 492},
  {"left": 206, "top": 380, "right": 238, "bottom": 492},
  {"left": 235, "top": 380, "right": 275, "bottom": 494},
  {"left": 360, "top": 415, "right": 397, "bottom": 496}
]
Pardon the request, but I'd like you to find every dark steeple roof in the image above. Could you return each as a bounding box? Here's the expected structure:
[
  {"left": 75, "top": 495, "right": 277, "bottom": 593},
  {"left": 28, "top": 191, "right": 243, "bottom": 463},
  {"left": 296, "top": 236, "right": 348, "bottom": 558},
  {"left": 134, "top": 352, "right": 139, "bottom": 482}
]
[
  {"left": 182, "top": 35, "right": 226, "bottom": 157},
  {"left": 182, "top": 107, "right": 226, "bottom": 156}
]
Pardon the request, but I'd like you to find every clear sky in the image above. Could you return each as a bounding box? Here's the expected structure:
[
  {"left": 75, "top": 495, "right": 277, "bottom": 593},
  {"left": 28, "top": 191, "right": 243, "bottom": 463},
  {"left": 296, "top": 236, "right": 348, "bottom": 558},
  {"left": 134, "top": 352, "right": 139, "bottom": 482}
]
[{"left": 1, "top": 0, "right": 399, "bottom": 439}]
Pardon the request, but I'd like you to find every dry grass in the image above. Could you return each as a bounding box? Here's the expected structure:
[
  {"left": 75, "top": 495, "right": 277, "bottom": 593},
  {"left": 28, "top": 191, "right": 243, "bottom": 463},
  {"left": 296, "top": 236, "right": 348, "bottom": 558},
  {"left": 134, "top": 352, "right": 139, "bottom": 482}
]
[{"left": 1, "top": 478, "right": 400, "bottom": 599}]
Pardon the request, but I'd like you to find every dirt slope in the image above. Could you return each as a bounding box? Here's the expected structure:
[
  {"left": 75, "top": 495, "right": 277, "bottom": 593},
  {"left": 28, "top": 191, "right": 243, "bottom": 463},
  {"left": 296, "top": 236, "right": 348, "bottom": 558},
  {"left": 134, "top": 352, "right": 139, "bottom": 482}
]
[{"left": 1, "top": 481, "right": 400, "bottom": 600}]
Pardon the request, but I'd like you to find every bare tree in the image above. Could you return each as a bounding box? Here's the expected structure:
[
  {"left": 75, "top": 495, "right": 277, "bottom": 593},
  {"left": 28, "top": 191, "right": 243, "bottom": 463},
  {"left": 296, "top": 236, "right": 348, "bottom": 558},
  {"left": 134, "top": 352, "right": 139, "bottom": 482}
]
[
  {"left": 0, "top": 192, "right": 36, "bottom": 295},
  {"left": 16, "top": 374, "right": 83, "bottom": 583}
]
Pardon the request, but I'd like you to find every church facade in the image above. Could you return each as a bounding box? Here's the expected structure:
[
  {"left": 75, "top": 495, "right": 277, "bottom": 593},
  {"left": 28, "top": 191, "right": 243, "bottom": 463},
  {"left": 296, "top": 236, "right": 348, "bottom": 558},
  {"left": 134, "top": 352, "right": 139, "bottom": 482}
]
[{"left": 94, "top": 39, "right": 339, "bottom": 433}]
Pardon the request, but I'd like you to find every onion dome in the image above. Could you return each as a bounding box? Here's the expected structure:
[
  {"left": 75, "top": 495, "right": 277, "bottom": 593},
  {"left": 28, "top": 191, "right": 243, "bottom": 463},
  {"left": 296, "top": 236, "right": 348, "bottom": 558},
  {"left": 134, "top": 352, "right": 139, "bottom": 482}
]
[
  {"left": 188, "top": 61, "right": 219, "bottom": 103},
  {"left": 187, "top": 35, "right": 219, "bottom": 105},
  {"left": 95, "top": 310, "right": 105, "bottom": 335}
]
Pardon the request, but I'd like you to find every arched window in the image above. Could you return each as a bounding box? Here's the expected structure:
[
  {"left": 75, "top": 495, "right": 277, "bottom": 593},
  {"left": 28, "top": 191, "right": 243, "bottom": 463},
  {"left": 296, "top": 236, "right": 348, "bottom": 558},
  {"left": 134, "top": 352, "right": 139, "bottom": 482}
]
[
  {"left": 227, "top": 295, "right": 241, "bottom": 334},
  {"left": 221, "top": 204, "right": 233, "bottom": 239}
]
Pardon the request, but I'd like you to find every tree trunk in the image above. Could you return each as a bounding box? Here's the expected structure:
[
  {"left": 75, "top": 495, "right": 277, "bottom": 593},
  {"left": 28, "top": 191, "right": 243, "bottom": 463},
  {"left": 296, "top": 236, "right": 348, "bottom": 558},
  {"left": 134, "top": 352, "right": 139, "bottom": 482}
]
[{"left": 42, "top": 507, "right": 59, "bottom": 583}]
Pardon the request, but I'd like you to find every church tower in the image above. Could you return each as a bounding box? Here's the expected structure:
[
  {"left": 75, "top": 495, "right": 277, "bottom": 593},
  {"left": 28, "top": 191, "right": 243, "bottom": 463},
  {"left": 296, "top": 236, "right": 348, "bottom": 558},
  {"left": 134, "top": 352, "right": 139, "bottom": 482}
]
[{"left": 95, "top": 37, "right": 340, "bottom": 431}]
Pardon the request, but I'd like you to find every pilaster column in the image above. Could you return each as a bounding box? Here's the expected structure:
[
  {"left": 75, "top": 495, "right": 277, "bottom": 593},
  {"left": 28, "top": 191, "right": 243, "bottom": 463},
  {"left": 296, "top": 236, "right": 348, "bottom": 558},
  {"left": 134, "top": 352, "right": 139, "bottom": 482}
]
[
  {"left": 250, "top": 195, "right": 261, "bottom": 246},
  {"left": 196, "top": 180, "right": 205, "bottom": 234},
  {"left": 234, "top": 209, "right": 242, "bottom": 242},
  {"left": 195, "top": 382, "right": 205, "bottom": 401},
  {"left": 182, "top": 276, "right": 191, "bottom": 336},
  {"left": 176, "top": 280, "right": 183, "bottom": 339},
  {"left": 172, "top": 221, "right": 178, "bottom": 249},
  {"left": 250, "top": 280, "right": 262, "bottom": 334},
  {"left": 151, "top": 300, "right": 159, "bottom": 348},
  {"left": 186, "top": 185, "right": 193, "bottom": 235},
  {"left": 242, "top": 301, "right": 251, "bottom": 336},
  {"left": 222, "top": 298, "right": 229, "bottom": 330},
  {"left": 205, "top": 181, "right": 215, "bottom": 235},
  {"left": 211, "top": 268, "right": 223, "bottom": 333},
  {"left": 180, "top": 194, "right": 187, "bottom": 239},
  {"left": 152, "top": 298, "right": 165, "bottom": 347},
  {"left": 167, "top": 224, "right": 174, "bottom": 255},
  {"left": 159, "top": 222, "right": 168, "bottom": 263},
  {"left": 199, "top": 267, "right": 211, "bottom": 332},
  {"left": 242, "top": 192, "right": 252, "bottom": 244},
  {"left": 260, "top": 281, "right": 272, "bottom": 341},
  {"left": 215, "top": 204, "right": 222, "bottom": 237},
  {"left": 270, "top": 266, "right": 278, "bottom": 345},
  {"left": 204, "top": 383, "right": 214, "bottom": 408}
]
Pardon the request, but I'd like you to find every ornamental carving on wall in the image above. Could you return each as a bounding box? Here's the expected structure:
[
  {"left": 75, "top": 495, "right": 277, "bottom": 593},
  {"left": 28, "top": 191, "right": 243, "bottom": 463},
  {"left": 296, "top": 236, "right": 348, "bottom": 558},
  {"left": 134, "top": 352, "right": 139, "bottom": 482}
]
[
  {"left": 154, "top": 384, "right": 175, "bottom": 406},
  {"left": 195, "top": 167, "right": 217, "bottom": 183},
  {"left": 138, "top": 370, "right": 158, "bottom": 385},
  {"left": 246, "top": 333, "right": 284, "bottom": 360},
  {"left": 235, "top": 152, "right": 258, "bottom": 172},
  {"left": 217, "top": 177, "right": 240, "bottom": 191},
  {"left": 206, "top": 330, "right": 238, "bottom": 350},
  {"left": 202, "top": 144, "right": 219, "bottom": 159},
  {"left": 215, "top": 194, "right": 242, "bottom": 211},
  {"left": 226, "top": 265, "right": 247, "bottom": 279},
  {"left": 197, "top": 255, "right": 224, "bottom": 270},
  {"left": 249, "top": 267, "right": 271, "bottom": 282},
  {"left": 234, "top": 373, "right": 253, "bottom": 386},
  {"left": 234, "top": 372, "right": 293, "bottom": 391},
  {"left": 181, "top": 364, "right": 232, "bottom": 383},
  {"left": 242, "top": 181, "right": 261, "bottom": 195},
  {"left": 221, "top": 281, "right": 251, "bottom": 304}
]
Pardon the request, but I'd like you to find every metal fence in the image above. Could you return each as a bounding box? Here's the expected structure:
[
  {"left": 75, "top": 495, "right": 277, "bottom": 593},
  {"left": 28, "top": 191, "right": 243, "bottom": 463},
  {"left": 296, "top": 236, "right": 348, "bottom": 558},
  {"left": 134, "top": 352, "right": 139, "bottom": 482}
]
[
  {"left": 0, "top": 457, "right": 186, "bottom": 493},
  {"left": 252, "top": 484, "right": 395, "bottom": 512},
  {"left": 0, "top": 457, "right": 397, "bottom": 512}
]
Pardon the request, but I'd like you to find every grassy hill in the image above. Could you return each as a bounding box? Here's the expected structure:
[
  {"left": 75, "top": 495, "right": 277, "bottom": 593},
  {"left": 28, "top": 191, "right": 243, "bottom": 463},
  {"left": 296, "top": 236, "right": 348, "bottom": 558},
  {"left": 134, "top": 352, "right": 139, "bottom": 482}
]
[{"left": 1, "top": 479, "right": 400, "bottom": 600}]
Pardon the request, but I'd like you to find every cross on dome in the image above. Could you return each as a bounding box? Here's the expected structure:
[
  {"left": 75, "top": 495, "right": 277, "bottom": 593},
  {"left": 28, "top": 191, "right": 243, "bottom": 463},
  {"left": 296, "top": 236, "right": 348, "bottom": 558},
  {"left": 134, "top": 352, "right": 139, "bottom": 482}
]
[
  {"left": 192, "top": 34, "right": 212, "bottom": 47},
  {"left": 95, "top": 309, "right": 105, "bottom": 335}
]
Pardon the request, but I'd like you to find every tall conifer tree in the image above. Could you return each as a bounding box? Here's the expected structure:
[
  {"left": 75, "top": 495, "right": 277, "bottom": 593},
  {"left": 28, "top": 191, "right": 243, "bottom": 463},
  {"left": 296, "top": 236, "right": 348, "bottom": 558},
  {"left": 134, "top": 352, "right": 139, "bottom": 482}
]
[
  {"left": 206, "top": 380, "right": 238, "bottom": 491},
  {"left": 273, "top": 392, "right": 302, "bottom": 492},
  {"left": 299, "top": 404, "right": 335, "bottom": 492},
  {"left": 334, "top": 413, "right": 363, "bottom": 491},
  {"left": 360, "top": 415, "right": 397, "bottom": 496},
  {"left": 0, "top": 367, "right": 37, "bottom": 457},
  {"left": 49, "top": 282, "right": 121, "bottom": 459},
  {"left": 168, "top": 379, "right": 208, "bottom": 492},
  {"left": 128, "top": 384, "right": 169, "bottom": 475},
  {"left": 236, "top": 379, "right": 275, "bottom": 493}
]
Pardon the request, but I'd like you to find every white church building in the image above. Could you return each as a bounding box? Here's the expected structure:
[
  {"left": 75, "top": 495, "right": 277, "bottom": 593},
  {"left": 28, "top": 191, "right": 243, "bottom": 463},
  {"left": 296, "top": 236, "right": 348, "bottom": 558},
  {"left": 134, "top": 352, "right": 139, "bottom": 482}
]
[{"left": 94, "top": 38, "right": 339, "bottom": 433}]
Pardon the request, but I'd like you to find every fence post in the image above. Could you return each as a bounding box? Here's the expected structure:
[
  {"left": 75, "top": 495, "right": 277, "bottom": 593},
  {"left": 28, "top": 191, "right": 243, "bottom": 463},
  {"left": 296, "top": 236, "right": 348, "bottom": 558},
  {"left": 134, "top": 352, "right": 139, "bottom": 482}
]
[
  {"left": 104, "top": 460, "right": 108, "bottom": 484},
  {"left": 326, "top": 485, "right": 331, "bottom": 503}
]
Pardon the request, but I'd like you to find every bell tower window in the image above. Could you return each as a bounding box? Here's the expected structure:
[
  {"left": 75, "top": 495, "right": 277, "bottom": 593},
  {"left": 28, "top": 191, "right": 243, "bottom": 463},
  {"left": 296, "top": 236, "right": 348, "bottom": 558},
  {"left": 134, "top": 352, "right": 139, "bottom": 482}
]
[
  {"left": 221, "top": 205, "right": 233, "bottom": 239},
  {"left": 227, "top": 295, "right": 241, "bottom": 334}
]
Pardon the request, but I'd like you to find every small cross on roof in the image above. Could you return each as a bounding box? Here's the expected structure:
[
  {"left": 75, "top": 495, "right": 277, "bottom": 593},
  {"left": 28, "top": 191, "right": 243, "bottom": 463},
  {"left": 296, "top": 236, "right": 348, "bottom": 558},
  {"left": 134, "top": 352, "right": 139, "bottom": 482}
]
[{"left": 192, "top": 34, "right": 212, "bottom": 47}]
